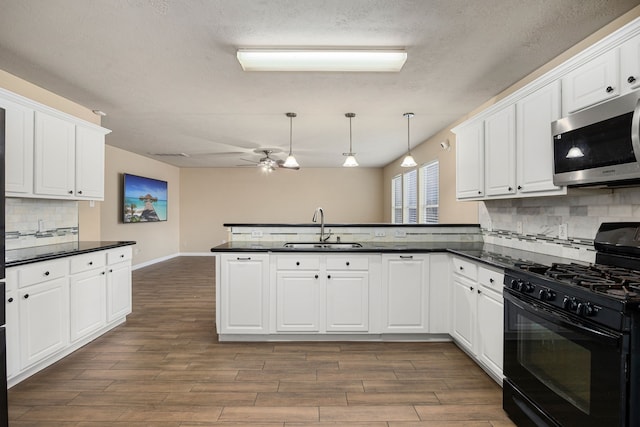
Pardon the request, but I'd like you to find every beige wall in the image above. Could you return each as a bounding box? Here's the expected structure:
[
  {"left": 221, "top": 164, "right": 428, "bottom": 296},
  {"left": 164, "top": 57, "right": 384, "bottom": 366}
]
[
  {"left": 180, "top": 168, "right": 384, "bottom": 251},
  {"left": 382, "top": 127, "right": 478, "bottom": 224},
  {"left": 101, "top": 145, "right": 181, "bottom": 265}
]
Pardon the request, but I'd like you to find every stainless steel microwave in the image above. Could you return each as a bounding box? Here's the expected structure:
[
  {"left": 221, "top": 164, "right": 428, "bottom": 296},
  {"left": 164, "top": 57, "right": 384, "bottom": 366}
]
[{"left": 552, "top": 89, "right": 640, "bottom": 187}]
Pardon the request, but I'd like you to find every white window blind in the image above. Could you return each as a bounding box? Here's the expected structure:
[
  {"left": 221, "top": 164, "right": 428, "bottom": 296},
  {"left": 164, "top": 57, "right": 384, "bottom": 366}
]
[
  {"left": 403, "top": 169, "right": 418, "bottom": 224},
  {"left": 391, "top": 175, "right": 403, "bottom": 224},
  {"left": 420, "top": 161, "right": 439, "bottom": 224}
]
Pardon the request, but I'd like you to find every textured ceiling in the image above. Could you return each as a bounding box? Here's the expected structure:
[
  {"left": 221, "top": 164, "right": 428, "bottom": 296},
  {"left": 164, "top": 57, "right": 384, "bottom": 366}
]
[{"left": 0, "top": 0, "right": 638, "bottom": 168}]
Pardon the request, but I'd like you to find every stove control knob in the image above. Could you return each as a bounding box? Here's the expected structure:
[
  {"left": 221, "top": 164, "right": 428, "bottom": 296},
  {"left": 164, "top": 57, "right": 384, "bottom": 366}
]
[
  {"left": 539, "top": 289, "right": 549, "bottom": 301},
  {"left": 510, "top": 279, "right": 522, "bottom": 291},
  {"left": 562, "top": 297, "right": 577, "bottom": 311},
  {"left": 577, "top": 302, "right": 595, "bottom": 317},
  {"left": 523, "top": 282, "right": 535, "bottom": 293}
]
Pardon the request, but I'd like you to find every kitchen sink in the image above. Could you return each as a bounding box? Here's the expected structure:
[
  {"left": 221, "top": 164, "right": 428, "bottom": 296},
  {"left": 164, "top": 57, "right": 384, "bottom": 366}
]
[{"left": 283, "top": 242, "right": 363, "bottom": 249}]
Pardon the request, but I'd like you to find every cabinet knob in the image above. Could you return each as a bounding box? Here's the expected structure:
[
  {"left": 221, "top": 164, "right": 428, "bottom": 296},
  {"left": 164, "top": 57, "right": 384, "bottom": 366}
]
[
  {"left": 489, "top": 278, "right": 494, "bottom": 283},
  {"left": 606, "top": 86, "right": 614, "bottom": 93},
  {"left": 517, "top": 185, "right": 522, "bottom": 190},
  {"left": 24, "top": 294, "right": 29, "bottom": 299},
  {"left": 346, "top": 261, "right": 350, "bottom": 266},
  {"left": 470, "top": 286, "right": 474, "bottom": 291},
  {"left": 327, "top": 275, "right": 331, "bottom": 279},
  {"left": 628, "top": 76, "right": 637, "bottom": 84},
  {"left": 314, "top": 274, "right": 318, "bottom": 279},
  {"left": 101, "top": 271, "right": 106, "bottom": 275},
  {"left": 459, "top": 266, "right": 464, "bottom": 271},
  {"left": 120, "top": 254, "right": 125, "bottom": 258},
  {"left": 78, "top": 190, "right": 83, "bottom": 195},
  {"left": 68, "top": 190, "right": 73, "bottom": 194},
  {"left": 477, "top": 289, "right": 481, "bottom": 294},
  {"left": 44, "top": 271, "right": 50, "bottom": 276},
  {"left": 508, "top": 187, "right": 512, "bottom": 191},
  {"left": 296, "top": 261, "right": 300, "bottom": 266},
  {"left": 89, "top": 261, "right": 93, "bottom": 265},
  {"left": 7, "top": 297, "right": 13, "bottom": 303},
  {"left": 478, "top": 191, "right": 482, "bottom": 194},
  {"left": 109, "top": 269, "right": 113, "bottom": 273}
]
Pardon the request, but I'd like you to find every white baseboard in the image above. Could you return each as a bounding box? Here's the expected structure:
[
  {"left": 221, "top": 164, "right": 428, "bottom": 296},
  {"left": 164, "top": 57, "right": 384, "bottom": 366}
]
[{"left": 132, "top": 252, "right": 215, "bottom": 270}]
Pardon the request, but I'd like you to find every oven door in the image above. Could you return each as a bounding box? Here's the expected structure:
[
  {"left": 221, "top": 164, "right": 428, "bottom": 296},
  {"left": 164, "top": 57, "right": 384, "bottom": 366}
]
[{"left": 504, "top": 289, "right": 628, "bottom": 427}]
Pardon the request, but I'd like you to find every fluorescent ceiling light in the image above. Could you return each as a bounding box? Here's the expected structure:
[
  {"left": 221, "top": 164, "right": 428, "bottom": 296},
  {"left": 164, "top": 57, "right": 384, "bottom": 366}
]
[{"left": 237, "top": 49, "right": 407, "bottom": 72}]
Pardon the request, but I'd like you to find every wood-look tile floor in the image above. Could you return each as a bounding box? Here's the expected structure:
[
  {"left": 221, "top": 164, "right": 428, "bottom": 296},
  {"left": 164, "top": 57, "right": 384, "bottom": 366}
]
[{"left": 8, "top": 256, "right": 516, "bottom": 426}]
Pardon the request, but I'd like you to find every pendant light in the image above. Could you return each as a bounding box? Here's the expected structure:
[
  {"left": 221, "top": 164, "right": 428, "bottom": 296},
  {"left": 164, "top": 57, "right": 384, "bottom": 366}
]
[
  {"left": 343, "top": 113, "right": 359, "bottom": 167},
  {"left": 283, "top": 112, "right": 300, "bottom": 168},
  {"left": 401, "top": 112, "right": 417, "bottom": 168}
]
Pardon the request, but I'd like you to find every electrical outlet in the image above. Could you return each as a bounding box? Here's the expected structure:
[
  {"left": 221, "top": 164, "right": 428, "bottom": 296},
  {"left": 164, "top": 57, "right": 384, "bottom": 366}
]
[
  {"left": 516, "top": 221, "right": 523, "bottom": 235},
  {"left": 394, "top": 230, "right": 407, "bottom": 238},
  {"left": 374, "top": 230, "right": 386, "bottom": 237},
  {"left": 559, "top": 223, "right": 568, "bottom": 240},
  {"left": 251, "top": 230, "right": 263, "bottom": 238}
]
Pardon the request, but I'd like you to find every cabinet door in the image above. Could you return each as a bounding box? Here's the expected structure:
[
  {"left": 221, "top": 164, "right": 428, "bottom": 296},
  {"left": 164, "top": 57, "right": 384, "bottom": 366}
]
[
  {"left": 106, "top": 262, "right": 132, "bottom": 322},
  {"left": 516, "top": 81, "right": 565, "bottom": 194},
  {"left": 0, "top": 98, "right": 34, "bottom": 195},
  {"left": 381, "top": 254, "right": 429, "bottom": 333},
  {"left": 19, "top": 278, "right": 69, "bottom": 369},
  {"left": 5, "top": 289, "right": 19, "bottom": 379},
  {"left": 276, "top": 271, "right": 320, "bottom": 332},
  {"left": 451, "top": 275, "right": 476, "bottom": 354},
  {"left": 220, "top": 254, "right": 269, "bottom": 333},
  {"left": 34, "top": 112, "right": 75, "bottom": 197},
  {"left": 484, "top": 105, "right": 516, "bottom": 197},
  {"left": 75, "top": 126, "right": 105, "bottom": 200},
  {"left": 70, "top": 269, "right": 107, "bottom": 342},
  {"left": 562, "top": 49, "right": 620, "bottom": 114},
  {"left": 477, "top": 287, "right": 503, "bottom": 378},
  {"left": 325, "top": 271, "right": 368, "bottom": 332},
  {"left": 455, "top": 120, "right": 485, "bottom": 199},
  {"left": 620, "top": 33, "right": 640, "bottom": 93}
]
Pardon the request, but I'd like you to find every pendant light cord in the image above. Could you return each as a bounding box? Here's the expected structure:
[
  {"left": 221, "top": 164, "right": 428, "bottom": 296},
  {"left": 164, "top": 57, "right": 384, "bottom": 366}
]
[{"left": 349, "top": 115, "right": 353, "bottom": 153}]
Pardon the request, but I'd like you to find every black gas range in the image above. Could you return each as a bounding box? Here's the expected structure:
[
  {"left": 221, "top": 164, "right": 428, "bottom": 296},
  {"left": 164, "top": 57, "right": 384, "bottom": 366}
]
[{"left": 503, "top": 222, "right": 640, "bottom": 427}]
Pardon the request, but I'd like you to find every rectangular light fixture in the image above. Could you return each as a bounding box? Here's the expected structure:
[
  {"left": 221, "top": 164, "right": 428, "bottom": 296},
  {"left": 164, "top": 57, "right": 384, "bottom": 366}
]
[{"left": 236, "top": 49, "right": 407, "bottom": 72}]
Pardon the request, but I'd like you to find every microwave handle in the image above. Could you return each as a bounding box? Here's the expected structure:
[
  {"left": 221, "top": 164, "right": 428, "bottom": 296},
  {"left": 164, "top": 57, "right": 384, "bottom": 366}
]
[{"left": 632, "top": 96, "right": 640, "bottom": 163}]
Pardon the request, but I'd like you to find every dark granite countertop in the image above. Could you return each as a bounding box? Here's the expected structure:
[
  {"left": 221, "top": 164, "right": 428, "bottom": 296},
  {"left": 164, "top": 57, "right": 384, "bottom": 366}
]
[
  {"left": 211, "top": 241, "right": 582, "bottom": 270},
  {"left": 224, "top": 223, "right": 480, "bottom": 228},
  {"left": 7, "top": 241, "right": 137, "bottom": 267}
]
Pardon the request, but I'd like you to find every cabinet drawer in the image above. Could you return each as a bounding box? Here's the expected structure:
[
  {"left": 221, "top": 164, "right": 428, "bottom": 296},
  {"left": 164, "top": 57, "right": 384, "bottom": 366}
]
[
  {"left": 17, "top": 259, "right": 68, "bottom": 288},
  {"left": 478, "top": 266, "right": 504, "bottom": 294},
  {"left": 70, "top": 252, "right": 106, "bottom": 274},
  {"left": 452, "top": 257, "right": 478, "bottom": 280},
  {"left": 326, "top": 256, "right": 369, "bottom": 270},
  {"left": 107, "top": 246, "right": 133, "bottom": 265},
  {"left": 276, "top": 256, "right": 320, "bottom": 270}
]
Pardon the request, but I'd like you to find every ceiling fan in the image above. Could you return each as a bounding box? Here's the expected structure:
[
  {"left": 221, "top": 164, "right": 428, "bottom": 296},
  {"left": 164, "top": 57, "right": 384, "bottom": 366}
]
[{"left": 239, "top": 149, "right": 300, "bottom": 172}]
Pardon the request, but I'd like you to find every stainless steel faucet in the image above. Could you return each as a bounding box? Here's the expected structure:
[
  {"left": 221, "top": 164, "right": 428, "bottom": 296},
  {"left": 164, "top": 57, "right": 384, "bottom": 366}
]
[{"left": 312, "top": 207, "right": 331, "bottom": 242}]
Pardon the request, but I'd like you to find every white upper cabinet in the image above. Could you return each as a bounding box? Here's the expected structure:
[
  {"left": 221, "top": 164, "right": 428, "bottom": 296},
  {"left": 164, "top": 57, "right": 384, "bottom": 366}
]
[
  {"left": 484, "top": 105, "right": 516, "bottom": 197},
  {"left": 75, "top": 126, "right": 105, "bottom": 200},
  {"left": 455, "top": 120, "right": 485, "bottom": 199},
  {"left": 516, "top": 80, "right": 566, "bottom": 195},
  {"left": 620, "top": 33, "right": 640, "bottom": 93},
  {"left": 1, "top": 98, "right": 34, "bottom": 195},
  {"left": 562, "top": 49, "right": 620, "bottom": 115},
  {"left": 34, "top": 111, "right": 76, "bottom": 198}
]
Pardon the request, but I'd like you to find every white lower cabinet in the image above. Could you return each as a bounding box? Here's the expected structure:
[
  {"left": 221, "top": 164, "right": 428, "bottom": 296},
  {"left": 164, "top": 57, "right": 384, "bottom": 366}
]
[
  {"left": 19, "top": 277, "right": 69, "bottom": 369},
  {"left": 451, "top": 256, "right": 504, "bottom": 382},
  {"left": 69, "top": 269, "right": 106, "bottom": 342},
  {"left": 326, "top": 257, "right": 369, "bottom": 332},
  {"left": 219, "top": 253, "right": 269, "bottom": 334},
  {"left": 276, "top": 270, "right": 321, "bottom": 332},
  {"left": 106, "top": 246, "right": 133, "bottom": 322},
  {"left": 6, "top": 245, "right": 134, "bottom": 386},
  {"left": 381, "top": 254, "right": 430, "bottom": 333}
]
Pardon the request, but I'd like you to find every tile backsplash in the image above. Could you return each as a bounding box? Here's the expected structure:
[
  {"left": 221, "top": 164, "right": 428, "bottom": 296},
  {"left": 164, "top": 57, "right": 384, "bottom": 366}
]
[
  {"left": 479, "top": 187, "right": 640, "bottom": 262},
  {"left": 6, "top": 198, "right": 79, "bottom": 250}
]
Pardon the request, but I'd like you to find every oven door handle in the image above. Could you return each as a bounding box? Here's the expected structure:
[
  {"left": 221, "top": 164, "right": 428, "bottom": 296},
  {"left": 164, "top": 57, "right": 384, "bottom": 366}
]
[{"left": 504, "top": 290, "right": 622, "bottom": 344}]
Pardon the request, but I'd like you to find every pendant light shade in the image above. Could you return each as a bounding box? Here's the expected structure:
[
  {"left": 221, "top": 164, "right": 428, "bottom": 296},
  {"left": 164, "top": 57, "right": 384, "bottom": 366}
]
[
  {"left": 401, "top": 112, "right": 417, "bottom": 168},
  {"left": 283, "top": 112, "right": 300, "bottom": 168},
  {"left": 343, "top": 113, "right": 359, "bottom": 167}
]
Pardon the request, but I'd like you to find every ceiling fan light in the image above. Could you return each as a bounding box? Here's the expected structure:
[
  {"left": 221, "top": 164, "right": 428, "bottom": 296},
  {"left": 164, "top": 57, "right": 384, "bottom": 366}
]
[
  {"left": 283, "top": 154, "right": 300, "bottom": 168},
  {"left": 343, "top": 154, "right": 359, "bottom": 167},
  {"left": 237, "top": 49, "right": 407, "bottom": 72},
  {"left": 401, "top": 153, "right": 417, "bottom": 168}
]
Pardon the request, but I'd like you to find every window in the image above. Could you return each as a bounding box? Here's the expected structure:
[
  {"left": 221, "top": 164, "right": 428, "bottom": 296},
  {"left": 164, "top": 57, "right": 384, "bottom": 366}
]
[
  {"left": 420, "top": 161, "right": 439, "bottom": 224},
  {"left": 391, "top": 175, "right": 403, "bottom": 224},
  {"left": 403, "top": 169, "right": 418, "bottom": 224}
]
